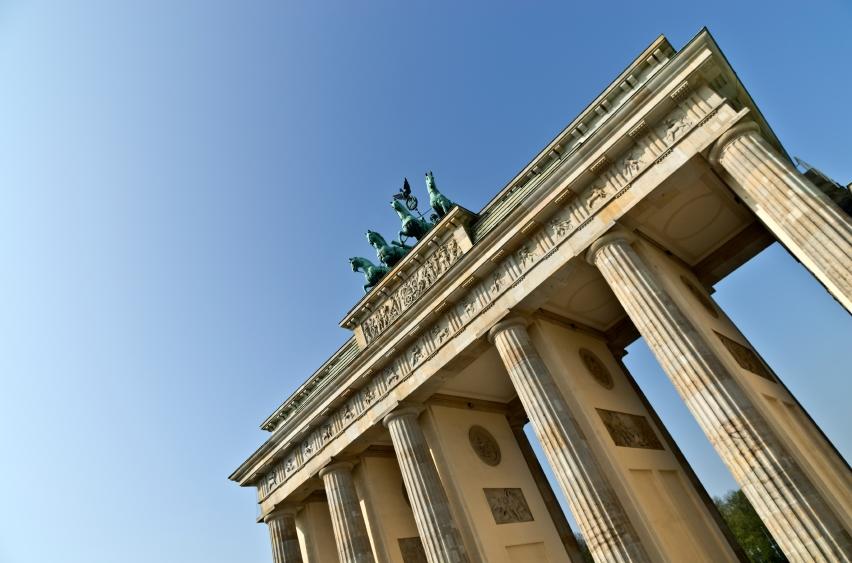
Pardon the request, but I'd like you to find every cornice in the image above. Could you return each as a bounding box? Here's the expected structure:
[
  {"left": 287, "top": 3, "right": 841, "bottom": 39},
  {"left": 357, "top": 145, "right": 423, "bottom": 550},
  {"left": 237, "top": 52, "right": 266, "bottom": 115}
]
[{"left": 231, "top": 27, "right": 776, "bottom": 492}]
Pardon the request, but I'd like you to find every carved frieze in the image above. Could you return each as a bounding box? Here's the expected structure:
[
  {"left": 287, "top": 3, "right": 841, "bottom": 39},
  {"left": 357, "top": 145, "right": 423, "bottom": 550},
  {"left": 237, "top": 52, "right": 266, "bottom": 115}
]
[
  {"left": 597, "top": 409, "right": 664, "bottom": 450},
  {"left": 361, "top": 238, "right": 463, "bottom": 342},
  {"left": 483, "top": 488, "right": 534, "bottom": 524},
  {"left": 714, "top": 331, "right": 774, "bottom": 381},
  {"left": 259, "top": 82, "right": 731, "bottom": 502},
  {"left": 468, "top": 425, "right": 501, "bottom": 466},
  {"left": 579, "top": 348, "right": 614, "bottom": 389}
]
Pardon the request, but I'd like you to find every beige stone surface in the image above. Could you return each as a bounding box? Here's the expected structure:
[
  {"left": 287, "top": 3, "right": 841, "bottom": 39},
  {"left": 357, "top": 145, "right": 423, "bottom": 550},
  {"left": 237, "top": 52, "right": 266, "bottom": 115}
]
[
  {"left": 319, "top": 462, "right": 376, "bottom": 563},
  {"left": 423, "top": 403, "right": 574, "bottom": 563},
  {"left": 296, "top": 498, "right": 340, "bottom": 563},
  {"left": 587, "top": 231, "right": 851, "bottom": 561},
  {"left": 265, "top": 509, "right": 304, "bottom": 563},
  {"left": 710, "top": 121, "right": 852, "bottom": 312},
  {"left": 384, "top": 406, "right": 470, "bottom": 563},
  {"left": 353, "top": 452, "right": 422, "bottom": 563},
  {"left": 530, "top": 317, "right": 738, "bottom": 562},
  {"left": 489, "top": 318, "right": 650, "bottom": 562}
]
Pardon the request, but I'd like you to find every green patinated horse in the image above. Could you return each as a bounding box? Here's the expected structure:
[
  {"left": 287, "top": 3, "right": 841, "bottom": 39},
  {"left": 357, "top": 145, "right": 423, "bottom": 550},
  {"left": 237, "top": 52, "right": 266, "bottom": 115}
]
[
  {"left": 392, "top": 198, "right": 432, "bottom": 244},
  {"left": 425, "top": 171, "right": 454, "bottom": 219},
  {"left": 366, "top": 230, "right": 411, "bottom": 269},
  {"left": 349, "top": 256, "right": 389, "bottom": 293}
]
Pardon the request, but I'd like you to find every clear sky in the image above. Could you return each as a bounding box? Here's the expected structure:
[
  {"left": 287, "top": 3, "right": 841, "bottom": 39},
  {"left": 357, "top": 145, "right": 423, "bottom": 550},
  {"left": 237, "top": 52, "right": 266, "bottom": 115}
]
[{"left": 0, "top": 1, "right": 849, "bottom": 562}]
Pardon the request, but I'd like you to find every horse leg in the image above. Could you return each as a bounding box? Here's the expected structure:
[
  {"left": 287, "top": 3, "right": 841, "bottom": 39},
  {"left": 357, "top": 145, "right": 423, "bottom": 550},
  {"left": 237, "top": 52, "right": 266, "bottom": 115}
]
[
  {"left": 364, "top": 284, "right": 370, "bottom": 293},
  {"left": 399, "top": 231, "right": 407, "bottom": 245}
]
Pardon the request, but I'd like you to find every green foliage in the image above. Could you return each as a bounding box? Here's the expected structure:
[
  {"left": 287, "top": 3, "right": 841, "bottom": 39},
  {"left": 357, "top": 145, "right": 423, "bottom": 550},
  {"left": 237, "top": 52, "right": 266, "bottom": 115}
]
[{"left": 715, "top": 489, "right": 788, "bottom": 562}]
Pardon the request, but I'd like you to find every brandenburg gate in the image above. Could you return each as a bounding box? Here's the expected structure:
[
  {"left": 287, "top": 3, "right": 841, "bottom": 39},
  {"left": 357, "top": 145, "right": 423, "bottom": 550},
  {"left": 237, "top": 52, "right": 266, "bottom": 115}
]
[{"left": 230, "top": 29, "right": 852, "bottom": 562}]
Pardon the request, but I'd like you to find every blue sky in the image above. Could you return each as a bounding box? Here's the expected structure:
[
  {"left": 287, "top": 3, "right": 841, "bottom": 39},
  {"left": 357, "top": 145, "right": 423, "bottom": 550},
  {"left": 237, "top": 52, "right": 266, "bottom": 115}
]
[{"left": 0, "top": 1, "right": 849, "bottom": 562}]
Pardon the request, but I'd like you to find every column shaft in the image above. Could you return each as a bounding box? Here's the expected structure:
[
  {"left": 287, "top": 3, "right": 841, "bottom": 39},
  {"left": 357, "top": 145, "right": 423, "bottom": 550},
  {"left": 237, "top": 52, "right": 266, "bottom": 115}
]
[
  {"left": 711, "top": 122, "right": 852, "bottom": 311},
  {"left": 266, "top": 511, "right": 304, "bottom": 563},
  {"left": 508, "top": 413, "right": 585, "bottom": 562},
  {"left": 489, "top": 319, "right": 650, "bottom": 562},
  {"left": 588, "top": 232, "right": 851, "bottom": 562},
  {"left": 319, "top": 463, "right": 375, "bottom": 563},
  {"left": 384, "top": 407, "right": 469, "bottom": 563}
]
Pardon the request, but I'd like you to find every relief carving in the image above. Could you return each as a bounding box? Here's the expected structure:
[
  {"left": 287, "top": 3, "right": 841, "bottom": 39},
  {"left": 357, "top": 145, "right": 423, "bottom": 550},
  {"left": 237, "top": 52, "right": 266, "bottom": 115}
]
[
  {"left": 517, "top": 245, "right": 537, "bottom": 267},
  {"left": 549, "top": 216, "right": 573, "bottom": 238},
  {"left": 659, "top": 108, "right": 693, "bottom": 144},
  {"left": 715, "top": 331, "right": 774, "bottom": 381},
  {"left": 261, "top": 91, "right": 724, "bottom": 499},
  {"left": 597, "top": 409, "right": 664, "bottom": 450},
  {"left": 483, "top": 488, "right": 534, "bottom": 524},
  {"left": 361, "top": 238, "right": 462, "bottom": 342},
  {"left": 619, "top": 147, "right": 644, "bottom": 179},
  {"left": 579, "top": 348, "right": 614, "bottom": 389},
  {"left": 468, "top": 425, "right": 501, "bottom": 466},
  {"left": 586, "top": 184, "right": 609, "bottom": 209},
  {"left": 398, "top": 537, "right": 428, "bottom": 563}
]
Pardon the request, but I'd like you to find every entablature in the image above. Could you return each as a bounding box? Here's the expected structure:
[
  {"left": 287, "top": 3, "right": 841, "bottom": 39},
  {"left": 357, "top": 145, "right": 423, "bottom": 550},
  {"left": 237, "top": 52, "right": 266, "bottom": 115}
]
[{"left": 230, "top": 30, "right": 791, "bottom": 510}]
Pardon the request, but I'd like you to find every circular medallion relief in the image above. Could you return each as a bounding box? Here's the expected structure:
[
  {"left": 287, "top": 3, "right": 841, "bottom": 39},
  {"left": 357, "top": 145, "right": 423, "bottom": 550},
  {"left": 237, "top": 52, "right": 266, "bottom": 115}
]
[
  {"left": 579, "top": 348, "right": 614, "bottom": 389},
  {"left": 468, "top": 425, "right": 501, "bottom": 466},
  {"left": 680, "top": 275, "right": 719, "bottom": 318}
]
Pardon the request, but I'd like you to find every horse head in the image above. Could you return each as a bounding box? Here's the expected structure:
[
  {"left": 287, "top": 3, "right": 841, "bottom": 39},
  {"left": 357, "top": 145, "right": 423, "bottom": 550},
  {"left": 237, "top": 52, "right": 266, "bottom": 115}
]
[
  {"left": 425, "top": 171, "right": 436, "bottom": 193},
  {"left": 366, "top": 230, "right": 386, "bottom": 249},
  {"left": 349, "top": 257, "right": 361, "bottom": 272},
  {"left": 391, "top": 198, "right": 411, "bottom": 218}
]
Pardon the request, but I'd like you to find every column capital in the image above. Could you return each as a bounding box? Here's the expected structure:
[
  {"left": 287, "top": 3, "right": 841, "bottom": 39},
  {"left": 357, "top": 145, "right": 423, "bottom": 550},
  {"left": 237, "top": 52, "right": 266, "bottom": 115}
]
[
  {"left": 318, "top": 461, "right": 355, "bottom": 479},
  {"left": 264, "top": 504, "right": 301, "bottom": 522},
  {"left": 585, "top": 228, "right": 636, "bottom": 265},
  {"left": 707, "top": 120, "right": 760, "bottom": 167},
  {"left": 487, "top": 314, "right": 530, "bottom": 344},
  {"left": 381, "top": 404, "right": 424, "bottom": 428}
]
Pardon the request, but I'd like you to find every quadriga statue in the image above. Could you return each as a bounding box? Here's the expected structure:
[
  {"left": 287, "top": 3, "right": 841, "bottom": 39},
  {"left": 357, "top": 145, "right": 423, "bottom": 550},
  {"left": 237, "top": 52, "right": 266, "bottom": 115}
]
[
  {"left": 349, "top": 256, "right": 389, "bottom": 293},
  {"left": 425, "top": 171, "right": 454, "bottom": 219},
  {"left": 366, "top": 230, "right": 411, "bottom": 269}
]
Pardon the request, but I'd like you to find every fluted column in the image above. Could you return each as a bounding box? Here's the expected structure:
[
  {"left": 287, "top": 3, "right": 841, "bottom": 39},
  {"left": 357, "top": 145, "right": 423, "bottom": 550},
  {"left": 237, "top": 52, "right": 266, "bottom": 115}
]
[
  {"left": 265, "top": 507, "right": 304, "bottom": 563},
  {"left": 383, "top": 406, "right": 469, "bottom": 563},
  {"left": 709, "top": 121, "right": 852, "bottom": 312},
  {"left": 587, "top": 230, "right": 851, "bottom": 562},
  {"left": 488, "top": 318, "right": 650, "bottom": 562},
  {"left": 318, "top": 462, "right": 375, "bottom": 563}
]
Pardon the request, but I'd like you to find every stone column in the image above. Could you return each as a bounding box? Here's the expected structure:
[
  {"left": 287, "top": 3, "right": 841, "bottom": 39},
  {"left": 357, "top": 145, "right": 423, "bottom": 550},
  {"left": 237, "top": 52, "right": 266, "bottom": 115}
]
[
  {"left": 318, "top": 462, "right": 375, "bottom": 563},
  {"left": 265, "top": 507, "right": 304, "bottom": 563},
  {"left": 709, "top": 121, "right": 852, "bottom": 312},
  {"left": 587, "top": 229, "right": 852, "bottom": 562},
  {"left": 506, "top": 406, "right": 584, "bottom": 562},
  {"left": 488, "top": 318, "right": 650, "bottom": 562},
  {"left": 383, "top": 406, "right": 470, "bottom": 563}
]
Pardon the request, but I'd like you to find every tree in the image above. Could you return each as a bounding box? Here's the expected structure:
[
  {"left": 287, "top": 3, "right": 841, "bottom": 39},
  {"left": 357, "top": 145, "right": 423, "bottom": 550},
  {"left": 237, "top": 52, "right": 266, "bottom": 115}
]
[{"left": 715, "top": 489, "right": 788, "bottom": 562}]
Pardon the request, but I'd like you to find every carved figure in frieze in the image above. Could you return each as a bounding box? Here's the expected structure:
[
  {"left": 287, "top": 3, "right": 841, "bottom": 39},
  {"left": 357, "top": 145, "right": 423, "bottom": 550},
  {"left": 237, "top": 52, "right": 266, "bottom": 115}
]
[
  {"left": 619, "top": 146, "right": 645, "bottom": 178},
  {"left": 430, "top": 322, "right": 449, "bottom": 344},
  {"left": 392, "top": 198, "right": 433, "bottom": 244},
  {"left": 367, "top": 229, "right": 411, "bottom": 268},
  {"left": 549, "top": 216, "right": 573, "bottom": 238},
  {"left": 586, "top": 184, "right": 609, "bottom": 209},
  {"left": 359, "top": 238, "right": 463, "bottom": 343},
  {"left": 490, "top": 269, "right": 506, "bottom": 294},
  {"left": 349, "top": 256, "right": 389, "bottom": 293},
  {"left": 425, "top": 171, "right": 455, "bottom": 220},
  {"left": 660, "top": 108, "right": 693, "bottom": 144},
  {"left": 517, "top": 245, "right": 536, "bottom": 267}
]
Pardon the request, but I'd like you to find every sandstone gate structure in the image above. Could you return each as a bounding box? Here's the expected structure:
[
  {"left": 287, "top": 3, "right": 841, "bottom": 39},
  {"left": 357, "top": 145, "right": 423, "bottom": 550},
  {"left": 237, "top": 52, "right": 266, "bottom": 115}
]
[{"left": 230, "top": 29, "right": 852, "bottom": 563}]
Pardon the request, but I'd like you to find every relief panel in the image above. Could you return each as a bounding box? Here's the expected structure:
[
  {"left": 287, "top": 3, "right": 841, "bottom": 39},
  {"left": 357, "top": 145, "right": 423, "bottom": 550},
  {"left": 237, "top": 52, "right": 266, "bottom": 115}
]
[
  {"left": 483, "top": 488, "right": 535, "bottom": 524},
  {"left": 597, "top": 409, "right": 664, "bottom": 450}
]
